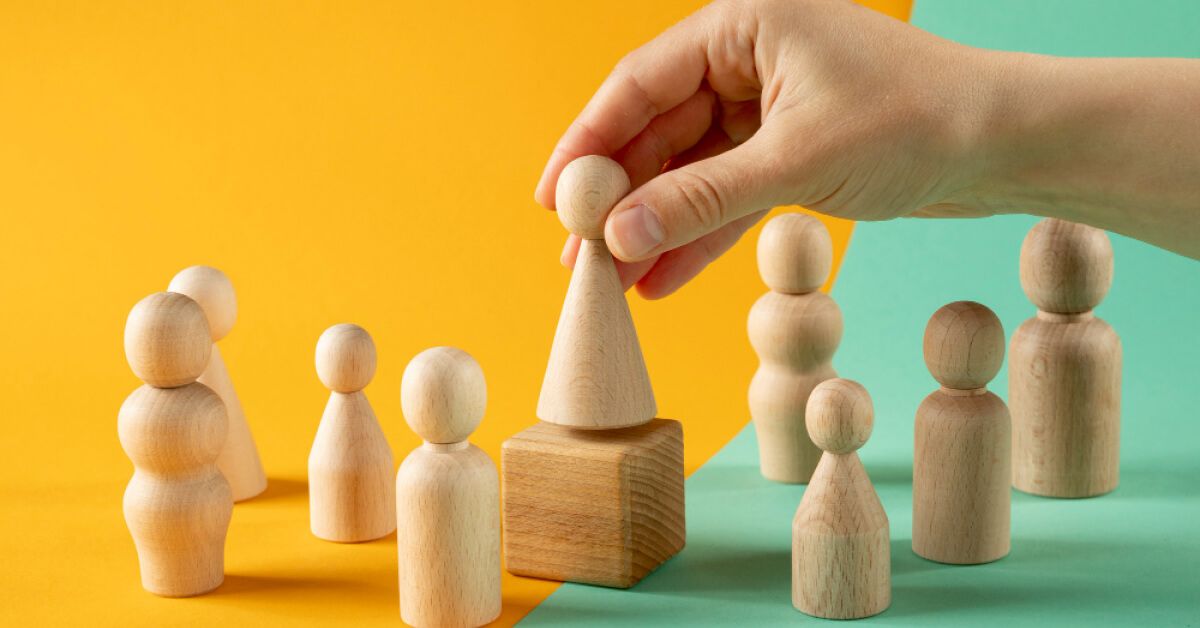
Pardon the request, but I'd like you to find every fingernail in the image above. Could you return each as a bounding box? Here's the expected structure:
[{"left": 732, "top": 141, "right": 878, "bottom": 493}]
[{"left": 609, "top": 204, "right": 665, "bottom": 259}]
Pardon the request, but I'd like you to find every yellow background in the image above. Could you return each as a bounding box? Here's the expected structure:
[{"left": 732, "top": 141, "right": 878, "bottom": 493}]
[{"left": 0, "top": 1, "right": 906, "bottom": 624}]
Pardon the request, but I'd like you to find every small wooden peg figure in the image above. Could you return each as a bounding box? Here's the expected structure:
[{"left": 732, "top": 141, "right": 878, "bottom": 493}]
[
  {"left": 119, "top": 292, "right": 233, "bottom": 597},
  {"left": 537, "top": 155, "right": 657, "bottom": 429},
  {"left": 397, "top": 347, "right": 500, "bottom": 627},
  {"left": 169, "top": 265, "right": 267, "bottom": 501},
  {"left": 913, "top": 301, "right": 1011, "bottom": 564},
  {"left": 793, "top": 378, "right": 889, "bottom": 620},
  {"left": 749, "top": 213, "right": 843, "bottom": 483},
  {"left": 1010, "top": 218, "right": 1122, "bottom": 497},
  {"left": 309, "top": 324, "right": 396, "bottom": 543}
]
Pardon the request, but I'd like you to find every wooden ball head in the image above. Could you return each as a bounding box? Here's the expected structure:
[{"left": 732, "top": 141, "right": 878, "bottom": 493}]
[
  {"left": 120, "top": 292, "right": 233, "bottom": 597},
  {"left": 397, "top": 347, "right": 500, "bottom": 627},
  {"left": 168, "top": 265, "right": 267, "bottom": 502},
  {"left": 309, "top": 324, "right": 395, "bottom": 543},
  {"left": 793, "top": 378, "right": 889, "bottom": 619},
  {"left": 749, "top": 213, "right": 842, "bottom": 484},
  {"left": 913, "top": 302, "right": 1011, "bottom": 565},
  {"left": 1010, "top": 219, "right": 1121, "bottom": 498},
  {"left": 555, "top": 155, "right": 630, "bottom": 240}
]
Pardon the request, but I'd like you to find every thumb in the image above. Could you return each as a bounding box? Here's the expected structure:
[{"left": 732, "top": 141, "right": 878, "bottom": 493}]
[{"left": 603, "top": 132, "right": 791, "bottom": 262}]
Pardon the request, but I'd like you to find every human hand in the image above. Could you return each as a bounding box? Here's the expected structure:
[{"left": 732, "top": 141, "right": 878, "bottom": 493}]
[{"left": 536, "top": 0, "right": 1003, "bottom": 298}]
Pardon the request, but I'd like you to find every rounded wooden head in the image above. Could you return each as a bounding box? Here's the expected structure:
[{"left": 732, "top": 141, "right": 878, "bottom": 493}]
[
  {"left": 168, "top": 265, "right": 237, "bottom": 341},
  {"left": 757, "top": 213, "right": 832, "bottom": 294},
  {"left": 315, "top": 324, "right": 377, "bottom": 393},
  {"left": 124, "top": 292, "right": 213, "bottom": 388},
  {"left": 923, "top": 301, "right": 1004, "bottom": 390},
  {"left": 401, "top": 346, "right": 486, "bottom": 444},
  {"left": 555, "top": 155, "right": 630, "bottom": 239},
  {"left": 1019, "top": 218, "right": 1113, "bottom": 313},
  {"left": 806, "top": 378, "right": 873, "bottom": 455}
]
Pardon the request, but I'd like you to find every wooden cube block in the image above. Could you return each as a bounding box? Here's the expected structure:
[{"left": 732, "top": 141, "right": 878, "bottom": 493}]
[{"left": 501, "top": 418, "right": 685, "bottom": 588}]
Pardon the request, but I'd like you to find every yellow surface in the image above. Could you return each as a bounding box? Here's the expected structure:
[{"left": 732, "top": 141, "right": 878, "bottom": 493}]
[{"left": 0, "top": 1, "right": 907, "bottom": 625}]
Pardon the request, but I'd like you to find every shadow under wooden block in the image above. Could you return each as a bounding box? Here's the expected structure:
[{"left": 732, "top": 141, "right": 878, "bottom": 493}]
[{"left": 502, "top": 418, "right": 686, "bottom": 589}]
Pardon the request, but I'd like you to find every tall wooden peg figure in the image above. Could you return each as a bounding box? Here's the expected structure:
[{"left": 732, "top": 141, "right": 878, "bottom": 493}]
[
  {"left": 309, "top": 324, "right": 396, "bottom": 543},
  {"left": 749, "top": 213, "right": 842, "bottom": 483},
  {"left": 538, "top": 155, "right": 657, "bottom": 429},
  {"left": 913, "top": 302, "right": 1010, "bottom": 564},
  {"left": 1010, "top": 219, "right": 1121, "bottom": 498},
  {"left": 397, "top": 347, "right": 500, "bottom": 627},
  {"left": 793, "top": 378, "right": 889, "bottom": 620},
  {"left": 169, "top": 266, "right": 267, "bottom": 501},
  {"left": 119, "top": 292, "right": 233, "bottom": 597}
]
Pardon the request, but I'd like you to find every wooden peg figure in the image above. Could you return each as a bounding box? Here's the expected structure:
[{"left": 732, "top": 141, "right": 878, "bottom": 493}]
[
  {"left": 749, "top": 213, "right": 842, "bottom": 483},
  {"left": 913, "top": 302, "right": 1010, "bottom": 564},
  {"left": 169, "top": 266, "right": 267, "bottom": 501},
  {"left": 1010, "top": 219, "right": 1122, "bottom": 497},
  {"left": 537, "top": 155, "right": 657, "bottom": 429},
  {"left": 119, "top": 292, "right": 233, "bottom": 597},
  {"left": 309, "top": 324, "right": 396, "bottom": 543},
  {"left": 793, "top": 378, "right": 889, "bottom": 620},
  {"left": 397, "top": 347, "right": 500, "bottom": 627}
]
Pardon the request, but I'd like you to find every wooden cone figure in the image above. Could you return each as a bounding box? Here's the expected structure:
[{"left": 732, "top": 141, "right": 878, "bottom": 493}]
[
  {"left": 1010, "top": 219, "right": 1121, "bottom": 498},
  {"left": 396, "top": 347, "right": 500, "bottom": 627},
  {"left": 537, "top": 155, "right": 657, "bottom": 429},
  {"left": 169, "top": 266, "right": 267, "bottom": 501},
  {"left": 119, "top": 292, "right": 233, "bottom": 597},
  {"left": 913, "top": 302, "right": 1011, "bottom": 564},
  {"left": 793, "top": 378, "right": 889, "bottom": 619},
  {"left": 749, "top": 213, "right": 842, "bottom": 483},
  {"left": 309, "top": 324, "right": 396, "bottom": 543},
  {"left": 502, "top": 155, "right": 685, "bottom": 588}
]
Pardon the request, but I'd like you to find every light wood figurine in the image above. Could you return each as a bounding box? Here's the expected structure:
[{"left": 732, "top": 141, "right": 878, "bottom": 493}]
[
  {"left": 793, "top": 378, "right": 889, "bottom": 620},
  {"left": 1010, "top": 218, "right": 1122, "bottom": 498},
  {"left": 913, "top": 301, "right": 1011, "bottom": 564},
  {"left": 169, "top": 265, "right": 267, "bottom": 502},
  {"left": 396, "top": 347, "right": 500, "bottom": 627},
  {"left": 749, "top": 212, "right": 842, "bottom": 483},
  {"left": 119, "top": 292, "right": 233, "bottom": 597},
  {"left": 537, "top": 155, "right": 657, "bottom": 429},
  {"left": 309, "top": 324, "right": 396, "bottom": 543}
]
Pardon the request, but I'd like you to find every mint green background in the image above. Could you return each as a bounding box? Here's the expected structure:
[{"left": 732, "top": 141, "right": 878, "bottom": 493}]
[{"left": 521, "top": 2, "right": 1200, "bottom": 625}]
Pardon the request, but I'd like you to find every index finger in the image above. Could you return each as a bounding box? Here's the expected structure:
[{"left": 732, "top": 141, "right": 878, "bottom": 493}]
[{"left": 534, "top": 12, "right": 712, "bottom": 209}]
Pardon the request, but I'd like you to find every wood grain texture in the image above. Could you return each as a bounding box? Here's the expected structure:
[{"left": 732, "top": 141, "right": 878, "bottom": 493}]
[
  {"left": 1011, "top": 219, "right": 1122, "bottom": 498},
  {"left": 310, "top": 324, "right": 394, "bottom": 542},
  {"left": 537, "top": 238, "right": 657, "bottom": 429},
  {"left": 309, "top": 391, "right": 395, "bottom": 543},
  {"left": 170, "top": 266, "right": 266, "bottom": 502},
  {"left": 750, "top": 213, "right": 841, "bottom": 483},
  {"left": 396, "top": 443, "right": 500, "bottom": 627},
  {"left": 501, "top": 419, "right": 685, "bottom": 589},
  {"left": 120, "top": 292, "right": 232, "bottom": 597},
  {"left": 913, "top": 301, "right": 1010, "bottom": 564},
  {"left": 793, "top": 379, "right": 889, "bottom": 619}
]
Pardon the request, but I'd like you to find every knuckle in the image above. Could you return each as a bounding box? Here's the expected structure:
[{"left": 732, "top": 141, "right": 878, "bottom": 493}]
[{"left": 673, "top": 170, "right": 729, "bottom": 232}]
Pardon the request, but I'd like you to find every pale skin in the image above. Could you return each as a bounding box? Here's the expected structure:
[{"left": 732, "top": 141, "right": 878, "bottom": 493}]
[{"left": 536, "top": 0, "right": 1200, "bottom": 298}]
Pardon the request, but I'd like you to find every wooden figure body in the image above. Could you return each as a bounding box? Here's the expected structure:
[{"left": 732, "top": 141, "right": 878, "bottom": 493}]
[
  {"left": 913, "top": 301, "right": 1010, "bottom": 564},
  {"left": 119, "top": 292, "right": 233, "bottom": 597},
  {"left": 1010, "top": 219, "right": 1122, "bottom": 498},
  {"left": 309, "top": 324, "right": 395, "bottom": 543},
  {"left": 397, "top": 347, "right": 500, "bottom": 627},
  {"left": 749, "top": 213, "right": 842, "bottom": 483},
  {"left": 169, "top": 266, "right": 267, "bottom": 501},
  {"left": 793, "top": 378, "right": 889, "bottom": 620},
  {"left": 537, "top": 155, "right": 657, "bottom": 429}
]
